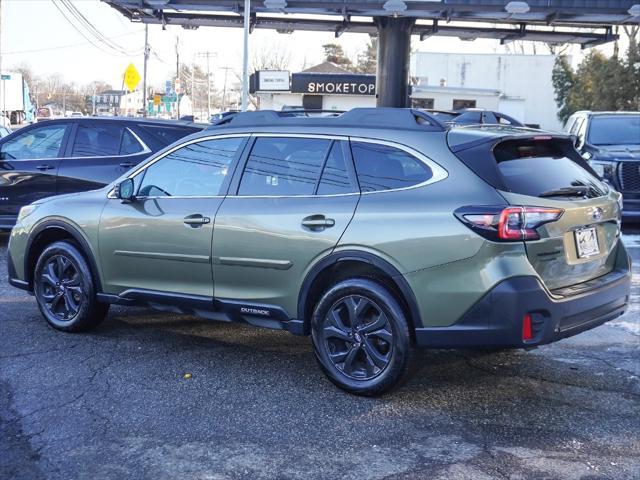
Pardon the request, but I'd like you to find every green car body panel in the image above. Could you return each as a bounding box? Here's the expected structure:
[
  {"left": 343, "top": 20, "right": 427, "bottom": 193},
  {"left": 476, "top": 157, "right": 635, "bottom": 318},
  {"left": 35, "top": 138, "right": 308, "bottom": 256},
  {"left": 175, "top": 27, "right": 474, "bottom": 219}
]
[{"left": 7, "top": 109, "right": 632, "bottom": 351}]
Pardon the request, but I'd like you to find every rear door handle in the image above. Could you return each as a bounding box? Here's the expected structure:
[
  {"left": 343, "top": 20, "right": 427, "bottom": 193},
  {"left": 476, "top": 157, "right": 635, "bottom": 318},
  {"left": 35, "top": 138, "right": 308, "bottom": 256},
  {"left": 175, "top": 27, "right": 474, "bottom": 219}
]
[
  {"left": 36, "top": 164, "right": 54, "bottom": 171},
  {"left": 302, "top": 214, "right": 335, "bottom": 231},
  {"left": 119, "top": 162, "right": 135, "bottom": 168},
  {"left": 183, "top": 214, "right": 211, "bottom": 227}
]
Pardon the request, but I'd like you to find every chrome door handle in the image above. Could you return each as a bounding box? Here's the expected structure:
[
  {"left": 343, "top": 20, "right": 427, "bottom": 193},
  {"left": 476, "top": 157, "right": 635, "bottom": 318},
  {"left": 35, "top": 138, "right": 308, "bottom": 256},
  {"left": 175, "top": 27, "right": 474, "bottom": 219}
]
[
  {"left": 119, "top": 162, "right": 135, "bottom": 168},
  {"left": 36, "top": 164, "right": 54, "bottom": 171},
  {"left": 302, "top": 215, "right": 335, "bottom": 231},
  {"left": 183, "top": 214, "right": 211, "bottom": 227}
]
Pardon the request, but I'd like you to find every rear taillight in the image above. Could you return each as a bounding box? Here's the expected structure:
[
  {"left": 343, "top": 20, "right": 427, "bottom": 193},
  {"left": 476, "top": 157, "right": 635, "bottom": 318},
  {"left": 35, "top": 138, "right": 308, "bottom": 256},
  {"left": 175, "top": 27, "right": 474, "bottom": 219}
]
[
  {"left": 455, "top": 206, "right": 563, "bottom": 242},
  {"left": 522, "top": 313, "right": 533, "bottom": 341}
]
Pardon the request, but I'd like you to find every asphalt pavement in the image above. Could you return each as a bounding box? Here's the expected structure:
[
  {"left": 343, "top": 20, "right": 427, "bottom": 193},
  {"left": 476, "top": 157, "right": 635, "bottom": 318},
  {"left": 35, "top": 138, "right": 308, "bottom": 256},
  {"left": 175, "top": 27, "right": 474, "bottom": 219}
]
[{"left": 1, "top": 228, "right": 639, "bottom": 480}]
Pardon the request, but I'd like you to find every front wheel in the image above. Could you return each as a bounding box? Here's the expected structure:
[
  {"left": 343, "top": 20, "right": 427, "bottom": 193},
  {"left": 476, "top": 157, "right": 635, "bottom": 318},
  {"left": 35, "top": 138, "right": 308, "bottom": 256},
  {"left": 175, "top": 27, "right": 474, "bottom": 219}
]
[
  {"left": 311, "top": 278, "right": 414, "bottom": 396},
  {"left": 34, "top": 241, "right": 108, "bottom": 332}
]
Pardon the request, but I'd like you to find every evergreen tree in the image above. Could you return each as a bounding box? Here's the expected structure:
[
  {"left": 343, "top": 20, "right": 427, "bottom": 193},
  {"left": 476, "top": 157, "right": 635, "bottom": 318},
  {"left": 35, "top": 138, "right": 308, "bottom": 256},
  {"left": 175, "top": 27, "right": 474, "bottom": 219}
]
[
  {"left": 322, "top": 43, "right": 353, "bottom": 67},
  {"left": 552, "top": 55, "right": 575, "bottom": 123}
]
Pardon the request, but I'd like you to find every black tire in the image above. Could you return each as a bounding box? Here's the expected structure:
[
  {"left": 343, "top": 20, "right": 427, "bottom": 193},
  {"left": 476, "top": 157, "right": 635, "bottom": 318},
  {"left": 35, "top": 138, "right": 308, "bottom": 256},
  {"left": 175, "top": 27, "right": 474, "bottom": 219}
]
[
  {"left": 33, "top": 240, "right": 108, "bottom": 332},
  {"left": 311, "top": 278, "right": 414, "bottom": 396}
]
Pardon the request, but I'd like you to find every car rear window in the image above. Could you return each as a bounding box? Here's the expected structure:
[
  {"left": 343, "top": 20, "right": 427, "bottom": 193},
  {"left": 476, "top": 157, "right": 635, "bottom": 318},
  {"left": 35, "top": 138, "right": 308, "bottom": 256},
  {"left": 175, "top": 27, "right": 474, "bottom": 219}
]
[
  {"left": 493, "top": 139, "right": 607, "bottom": 198},
  {"left": 140, "top": 125, "right": 199, "bottom": 146},
  {"left": 449, "top": 133, "right": 607, "bottom": 199}
]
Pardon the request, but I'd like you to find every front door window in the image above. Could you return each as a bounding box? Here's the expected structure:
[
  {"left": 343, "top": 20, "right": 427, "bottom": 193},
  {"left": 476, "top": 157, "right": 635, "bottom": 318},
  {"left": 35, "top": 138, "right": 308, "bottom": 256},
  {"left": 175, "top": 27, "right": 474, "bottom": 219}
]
[{"left": 0, "top": 124, "right": 67, "bottom": 160}]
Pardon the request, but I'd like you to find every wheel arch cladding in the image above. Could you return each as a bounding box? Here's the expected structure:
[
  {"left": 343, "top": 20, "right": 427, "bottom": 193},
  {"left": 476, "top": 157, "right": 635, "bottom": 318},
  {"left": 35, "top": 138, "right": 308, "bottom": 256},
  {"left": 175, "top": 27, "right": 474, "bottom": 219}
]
[
  {"left": 298, "top": 251, "right": 422, "bottom": 336},
  {"left": 25, "top": 221, "right": 103, "bottom": 292}
]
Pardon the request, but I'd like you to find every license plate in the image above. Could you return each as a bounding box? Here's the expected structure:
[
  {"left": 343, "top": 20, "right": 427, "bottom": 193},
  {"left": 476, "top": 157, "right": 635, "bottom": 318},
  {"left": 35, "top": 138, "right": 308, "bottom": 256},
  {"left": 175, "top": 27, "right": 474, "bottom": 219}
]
[{"left": 575, "top": 227, "right": 600, "bottom": 258}]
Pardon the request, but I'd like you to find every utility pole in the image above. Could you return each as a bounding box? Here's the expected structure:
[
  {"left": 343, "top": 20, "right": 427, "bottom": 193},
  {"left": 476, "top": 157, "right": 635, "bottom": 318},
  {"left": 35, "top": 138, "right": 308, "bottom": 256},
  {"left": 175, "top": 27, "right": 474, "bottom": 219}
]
[
  {"left": 198, "top": 51, "right": 216, "bottom": 117},
  {"left": 220, "top": 66, "right": 232, "bottom": 112},
  {"left": 175, "top": 36, "right": 180, "bottom": 118},
  {"left": 142, "top": 24, "right": 149, "bottom": 117},
  {"left": 92, "top": 84, "right": 96, "bottom": 115},
  {"left": 191, "top": 56, "right": 196, "bottom": 119},
  {"left": 0, "top": 0, "right": 4, "bottom": 123},
  {"left": 241, "top": 0, "right": 250, "bottom": 111}
]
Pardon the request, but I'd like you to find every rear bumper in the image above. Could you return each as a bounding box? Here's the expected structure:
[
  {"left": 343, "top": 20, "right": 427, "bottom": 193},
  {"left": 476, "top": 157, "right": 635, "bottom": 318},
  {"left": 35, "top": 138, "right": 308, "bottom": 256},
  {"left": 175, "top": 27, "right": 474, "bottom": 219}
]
[{"left": 414, "top": 269, "right": 631, "bottom": 348}]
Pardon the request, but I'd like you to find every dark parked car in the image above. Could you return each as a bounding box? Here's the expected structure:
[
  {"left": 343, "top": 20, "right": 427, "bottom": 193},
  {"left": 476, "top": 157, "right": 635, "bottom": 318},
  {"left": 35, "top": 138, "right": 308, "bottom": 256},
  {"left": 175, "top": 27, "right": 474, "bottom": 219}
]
[
  {"left": 565, "top": 111, "right": 640, "bottom": 221},
  {"left": 0, "top": 117, "right": 203, "bottom": 230},
  {"left": 423, "top": 109, "right": 525, "bottom": 127}
]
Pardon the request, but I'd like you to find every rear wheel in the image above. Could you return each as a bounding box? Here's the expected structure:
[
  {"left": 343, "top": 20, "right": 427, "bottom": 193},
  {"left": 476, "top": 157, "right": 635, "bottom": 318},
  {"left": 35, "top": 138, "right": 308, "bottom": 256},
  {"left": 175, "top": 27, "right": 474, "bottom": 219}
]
[
  {"left": 34, "top": 241, "right": 108, "bottom": 332},
  {"left": 311, "top": 278, "right": 413, "bottom": 396}
]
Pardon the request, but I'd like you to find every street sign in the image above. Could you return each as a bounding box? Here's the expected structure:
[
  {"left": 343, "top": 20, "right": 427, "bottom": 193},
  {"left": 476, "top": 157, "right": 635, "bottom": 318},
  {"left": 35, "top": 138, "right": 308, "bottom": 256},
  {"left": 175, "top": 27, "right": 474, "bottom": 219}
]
[
  {"left": 165, "top": 80, "right": 173, "bottom": 96},
  {"left": 153, "top": 94, "right": 161, "bottom": 106},
  {"left": 123, "top": 63, "right": 141, "bottom": 92},
  {"left": 0, "top": 74, "right": 11, "bottom": 81}
]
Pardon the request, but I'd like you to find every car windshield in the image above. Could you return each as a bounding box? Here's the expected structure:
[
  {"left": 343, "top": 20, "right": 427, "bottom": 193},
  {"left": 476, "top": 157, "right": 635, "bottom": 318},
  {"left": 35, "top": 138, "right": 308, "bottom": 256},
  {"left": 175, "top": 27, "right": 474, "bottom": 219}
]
[{"left": 587, "top": 115, "right": 640, "bottom": 145}]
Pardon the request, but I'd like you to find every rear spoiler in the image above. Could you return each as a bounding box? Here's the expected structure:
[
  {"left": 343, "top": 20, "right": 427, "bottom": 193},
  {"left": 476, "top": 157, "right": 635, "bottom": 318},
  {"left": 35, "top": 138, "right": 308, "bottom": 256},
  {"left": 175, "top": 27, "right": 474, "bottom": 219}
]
[{"left": 447, "top": 126, "right": 574, "bottom": 154}]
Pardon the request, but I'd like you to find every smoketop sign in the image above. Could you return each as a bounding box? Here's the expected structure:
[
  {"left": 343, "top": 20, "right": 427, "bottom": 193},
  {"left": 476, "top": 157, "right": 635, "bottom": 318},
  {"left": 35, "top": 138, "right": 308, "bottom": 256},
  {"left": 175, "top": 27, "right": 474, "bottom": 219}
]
[{"left": 291, "top": 73, "right": 375, "bottom": 96}]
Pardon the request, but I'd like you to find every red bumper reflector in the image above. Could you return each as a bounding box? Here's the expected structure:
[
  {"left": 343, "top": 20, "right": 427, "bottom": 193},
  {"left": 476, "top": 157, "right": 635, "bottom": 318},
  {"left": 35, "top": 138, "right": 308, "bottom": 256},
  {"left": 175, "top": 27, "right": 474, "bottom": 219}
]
[{"left": 522, "top": 313, "right": 533, "bottom": 341}]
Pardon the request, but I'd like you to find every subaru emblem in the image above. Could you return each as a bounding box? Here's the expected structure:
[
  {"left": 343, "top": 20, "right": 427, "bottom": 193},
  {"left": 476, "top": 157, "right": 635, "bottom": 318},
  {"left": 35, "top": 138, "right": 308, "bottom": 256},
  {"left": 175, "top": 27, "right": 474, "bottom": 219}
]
[{"left": 590, "top": 207, "right": 603, "bottom": 221}]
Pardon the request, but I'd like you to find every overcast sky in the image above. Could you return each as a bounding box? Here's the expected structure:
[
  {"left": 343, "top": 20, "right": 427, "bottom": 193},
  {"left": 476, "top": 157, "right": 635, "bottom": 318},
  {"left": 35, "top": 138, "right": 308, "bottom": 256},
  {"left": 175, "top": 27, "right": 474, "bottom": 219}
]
[{"left": 1, "top": 0, "right": 621, "bottom": 90}]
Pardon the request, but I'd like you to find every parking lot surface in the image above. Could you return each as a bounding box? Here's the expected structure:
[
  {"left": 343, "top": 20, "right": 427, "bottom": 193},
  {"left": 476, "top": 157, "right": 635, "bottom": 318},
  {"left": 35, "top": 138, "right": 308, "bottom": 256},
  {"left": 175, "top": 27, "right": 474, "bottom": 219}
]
[{"left": 1, "top": 229, "right": 639, "bottom": 480}]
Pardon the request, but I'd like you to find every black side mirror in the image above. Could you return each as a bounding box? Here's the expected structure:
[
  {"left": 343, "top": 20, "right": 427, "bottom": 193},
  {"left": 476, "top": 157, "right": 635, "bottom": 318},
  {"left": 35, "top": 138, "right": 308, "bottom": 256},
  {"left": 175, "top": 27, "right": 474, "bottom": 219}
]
[{"left": 115, "top": 178, "right": 135, "bottom": 202}]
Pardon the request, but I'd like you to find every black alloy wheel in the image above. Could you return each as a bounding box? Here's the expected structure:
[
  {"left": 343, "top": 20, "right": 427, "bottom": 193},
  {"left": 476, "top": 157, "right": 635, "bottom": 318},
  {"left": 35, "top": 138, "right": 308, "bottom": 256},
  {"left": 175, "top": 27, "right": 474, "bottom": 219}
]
[
  {"left": 321, "top": 295, "right": 393, "bottom": 380},
  {"left": 311, "top": 278, "right": 413, "bottom": 396},
  {"left": 39, "top": 254, "right": 83, "bottom": 322},
  {"left": 34, "top": 241, "right": 109, "bottom": 332}
]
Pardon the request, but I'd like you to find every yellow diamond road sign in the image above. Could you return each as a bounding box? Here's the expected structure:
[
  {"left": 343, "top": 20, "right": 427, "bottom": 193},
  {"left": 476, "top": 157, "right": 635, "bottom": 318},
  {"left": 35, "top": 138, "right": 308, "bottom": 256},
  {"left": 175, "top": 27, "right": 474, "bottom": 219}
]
[{"left": 123, "top": 63, "right": 141, "bottom": 92}]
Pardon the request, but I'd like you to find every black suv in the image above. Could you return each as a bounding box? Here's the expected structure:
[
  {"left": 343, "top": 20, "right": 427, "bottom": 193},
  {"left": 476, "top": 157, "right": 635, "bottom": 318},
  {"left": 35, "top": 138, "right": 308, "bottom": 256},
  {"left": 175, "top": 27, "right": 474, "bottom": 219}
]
[
  {"left": 565, "top": 111, "right": 640, "bottom": 220},
  {"left": 0, "top": 117, "right": 203, "bottom": 230}
]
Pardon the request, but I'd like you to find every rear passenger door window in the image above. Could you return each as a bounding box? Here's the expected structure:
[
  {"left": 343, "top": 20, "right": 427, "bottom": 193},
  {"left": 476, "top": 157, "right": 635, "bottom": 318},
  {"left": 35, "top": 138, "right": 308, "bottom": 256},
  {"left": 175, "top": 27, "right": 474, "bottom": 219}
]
[
  {"left": 350, "top": 141, "right": 433, "bottom": 192},
  {"left": 120, "top": 129, "right": 145, "bottom": 155},
  {"left": 71, "top": 124, "right": 123, "bottom": 157},
  {"left": 317, "top": 142, "right": 354, "bottom": 195},
  {"left": 238, "top": 137, "right": 355, "bottom": 196}
]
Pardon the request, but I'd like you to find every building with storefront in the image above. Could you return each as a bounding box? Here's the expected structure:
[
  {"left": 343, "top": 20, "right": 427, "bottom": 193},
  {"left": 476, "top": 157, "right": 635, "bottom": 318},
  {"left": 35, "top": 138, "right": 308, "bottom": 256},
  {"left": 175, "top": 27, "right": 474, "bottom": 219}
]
[
  {"left": 251, "top": 62, "right": 376, "bottom": 111},
  {"left": 410, "top": 52, "right": 561, "bottom": 130},
  {"left": 251, "top": 54, "right": 561, "bottom": 131}
]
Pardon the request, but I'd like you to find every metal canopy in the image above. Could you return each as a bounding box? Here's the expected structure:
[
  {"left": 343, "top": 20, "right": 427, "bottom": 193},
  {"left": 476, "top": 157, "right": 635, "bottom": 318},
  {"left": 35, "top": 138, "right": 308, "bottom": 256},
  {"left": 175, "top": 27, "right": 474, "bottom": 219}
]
[
  {"left": 103, "top": 1, "right": 640, "bottom": 108},
  {"left": 104, "top": 1, "right": 639, "bottom": 46}
]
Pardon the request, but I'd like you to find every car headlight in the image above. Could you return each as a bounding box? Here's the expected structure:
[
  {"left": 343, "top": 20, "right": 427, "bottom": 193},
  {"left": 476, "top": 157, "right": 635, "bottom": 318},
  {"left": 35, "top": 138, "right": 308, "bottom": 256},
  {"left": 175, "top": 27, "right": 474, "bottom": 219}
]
[
  {"left": 589, "top": 160, "right": 616, "bottom": 180},
  {"left": 17, "top": 204, "right": 39, "bottom": 222}
]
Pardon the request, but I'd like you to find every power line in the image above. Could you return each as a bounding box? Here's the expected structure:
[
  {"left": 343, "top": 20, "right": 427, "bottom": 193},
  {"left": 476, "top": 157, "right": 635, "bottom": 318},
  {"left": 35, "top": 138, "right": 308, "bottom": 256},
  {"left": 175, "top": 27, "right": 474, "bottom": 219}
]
[
  {"left": 52, "top": 0, "right": 142, "bottom": 57},
  {"left": 59, "top": 0, "right": 142, "bottom": 56}
]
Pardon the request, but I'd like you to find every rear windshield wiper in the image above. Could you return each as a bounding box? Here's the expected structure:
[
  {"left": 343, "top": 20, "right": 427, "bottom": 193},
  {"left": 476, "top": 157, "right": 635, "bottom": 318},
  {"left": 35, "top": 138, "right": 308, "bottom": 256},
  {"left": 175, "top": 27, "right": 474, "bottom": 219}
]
[{"left": 538, "top": 186, "right": 590, "bottom": 198}]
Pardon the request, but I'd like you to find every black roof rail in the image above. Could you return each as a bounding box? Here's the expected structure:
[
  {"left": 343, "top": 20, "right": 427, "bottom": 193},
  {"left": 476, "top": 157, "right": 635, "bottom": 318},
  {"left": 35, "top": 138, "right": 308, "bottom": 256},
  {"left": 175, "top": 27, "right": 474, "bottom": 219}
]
[{"left": 206, "top": 108, "right": 447, "bottom": 131}]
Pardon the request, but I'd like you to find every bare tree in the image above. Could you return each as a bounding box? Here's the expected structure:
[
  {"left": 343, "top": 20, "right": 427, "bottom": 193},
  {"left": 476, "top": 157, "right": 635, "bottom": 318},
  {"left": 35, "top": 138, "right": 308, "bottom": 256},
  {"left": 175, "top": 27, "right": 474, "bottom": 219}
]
[{"left": 251, "top": 39, "right": 292, "bottom": 72}]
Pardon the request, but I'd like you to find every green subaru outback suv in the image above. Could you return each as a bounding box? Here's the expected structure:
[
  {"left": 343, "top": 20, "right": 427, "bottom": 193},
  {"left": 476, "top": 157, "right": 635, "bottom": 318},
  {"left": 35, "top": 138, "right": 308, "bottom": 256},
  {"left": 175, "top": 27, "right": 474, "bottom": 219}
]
[{"left": 7, "top": 109, "right": 631, "bottom": 395}]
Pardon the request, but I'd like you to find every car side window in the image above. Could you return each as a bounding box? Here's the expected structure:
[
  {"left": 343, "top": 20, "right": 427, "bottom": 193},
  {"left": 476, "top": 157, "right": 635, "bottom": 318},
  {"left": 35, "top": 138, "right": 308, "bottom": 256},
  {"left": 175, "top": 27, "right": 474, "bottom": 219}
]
[
  {"left": 317, "top": 142, "right": 355, "bottom": 195},
  {"left": 71, "top": 124, "right": 123, "bottom": 157},
  {"left": 120, "top": 129, "right": 145, "bottom": 155},
  {"left": 138, "top": 137, "right": 243, "bottom": 197},
  {"left": 350, "top": 141, "right": 433, "bottom": 192},
  {"left": 238, "top": 137, "right": 332, "bottom": 196},
  {"left": 0, "top": 124, "right": 67, "bottom": 160}
]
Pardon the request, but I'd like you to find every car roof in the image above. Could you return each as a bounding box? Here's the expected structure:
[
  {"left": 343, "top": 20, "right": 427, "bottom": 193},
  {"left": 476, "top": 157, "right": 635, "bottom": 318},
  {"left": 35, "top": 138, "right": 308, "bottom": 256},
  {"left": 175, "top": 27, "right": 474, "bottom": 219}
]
[
  {"left": 575, "top": 111, "right": 640, "bottom": 116},
  {"left": 33, "top": 116, "right": 206, "bottom": 129},
  {"left": 207, "top": 108, "right": 448, "bottom": 132}
]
